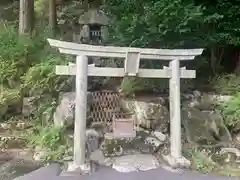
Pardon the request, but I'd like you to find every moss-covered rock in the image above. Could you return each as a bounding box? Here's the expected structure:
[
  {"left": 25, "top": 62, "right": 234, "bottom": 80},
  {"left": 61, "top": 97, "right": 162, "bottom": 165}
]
[{"left": 182, "top": 107, "right": 232, "bottom": 147}]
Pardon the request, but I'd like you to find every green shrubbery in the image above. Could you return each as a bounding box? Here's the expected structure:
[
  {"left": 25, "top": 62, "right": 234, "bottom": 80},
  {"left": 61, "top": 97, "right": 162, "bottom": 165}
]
[
  {"left": 28, "top": 126, "right": 66, "bottom": 150},
  {"left": 0, "top": 22, "right": 73, "bottom": 160},
  {"left": 210, "top": 74, "right": 240, "bottom": 95},
  {"left": 26, "top": 125, "right": 71, "bottom": 161},
  {"left": 210, "top": 74, "right": 240, "bottom": 131},
  {"left": 185, "top": 148, "right": 216, "bottom": 173},
  {"left": 0, "top": 23, "right": 71, "bottom": 117},
  {"left": 218, "top": 92, "right": 240, "bottom": 132}
]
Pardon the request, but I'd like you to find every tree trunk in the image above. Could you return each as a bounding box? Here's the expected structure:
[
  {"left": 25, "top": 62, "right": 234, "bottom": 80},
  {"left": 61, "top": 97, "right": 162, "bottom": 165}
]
[
  {"left": 19, "top": 0, "right": 34, "bottom": 35},
  {"left": 49, "top": 0, "right": 57, "bottom": 34}
]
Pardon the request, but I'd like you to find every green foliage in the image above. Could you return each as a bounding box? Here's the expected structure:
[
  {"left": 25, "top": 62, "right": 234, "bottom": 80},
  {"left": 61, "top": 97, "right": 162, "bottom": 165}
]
[
  {"left": 210, "top": 74, "right": 240, "bottom": 95},
  {"left": 119, "top": 75, "right": 193, "bottom": 96},
  {"left": 0, "top": 25, "right": 35, "bottom": 87},
  {"left": 200, "top": 0, "right": 240, "bottom": 46},
  {"left": 105, "top": 0, "right": 240, "bottom": 48},
  {"left": 119, "top": 77, "right": 169, "bottom": 96},
  {"left": 26, "top": 125, "right": 71, "bottom": 161},
  {"left": 105, "top": 0, "right": 240, "bottom": 79},
  {"left": 58, "top": 0, "right": 84, "bottom": 24},
  {"left": 0, "top": 23, "right": 73, "bottom": 124},
  {"left": 218, "top": 92, "right": 240, "bottom": 131},
  {"left": 105, "top": 0, "right": 205, "bottom": 93},
  {"left": 21, "top": 54, "right": 70, "bottom": 96},
  {"left": 105, "top": 0, "right": 204, "bottom": 48},
  {"left": 0, "top": 87, "right": 21, "bottom": 120},
  {"left": 44, "top": 145, "right": 71, "bottom": 161},
  {"left": 0, "top": 88, "right": 21, "bottom": 107},
  {"left": 0, "top": 24, "right": 54, "bottom": 88},
  {"left": 28, "top": 125, "right": 65, "bottom": 150},
  {"left": 186, "top": 148, "right": 216, "bottom": 173},
  {"left": 30, "top": 100, "right": 57, "bottom": 125},
  {"left": 35, "top": 0, "right": 48, "bottom": 17},
  {"left": 212, "top": 74, "right": 240, "bottom": 131}
]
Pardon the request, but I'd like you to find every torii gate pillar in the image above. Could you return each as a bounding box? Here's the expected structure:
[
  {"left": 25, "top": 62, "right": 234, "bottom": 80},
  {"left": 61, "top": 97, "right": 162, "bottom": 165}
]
[{"left": 74, "top": 56, "right": 88, "bottom": 165}]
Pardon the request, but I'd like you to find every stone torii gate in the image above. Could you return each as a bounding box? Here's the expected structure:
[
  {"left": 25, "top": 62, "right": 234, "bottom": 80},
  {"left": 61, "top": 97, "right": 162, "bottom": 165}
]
[{"left": 48, "top": 38, "right": 203, "bottom": 168}]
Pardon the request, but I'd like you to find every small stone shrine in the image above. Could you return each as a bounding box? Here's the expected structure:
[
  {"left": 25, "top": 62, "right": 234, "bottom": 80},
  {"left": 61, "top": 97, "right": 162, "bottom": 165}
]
[{"left": 78, "top": 8, "right": 109, "bottom": 45}]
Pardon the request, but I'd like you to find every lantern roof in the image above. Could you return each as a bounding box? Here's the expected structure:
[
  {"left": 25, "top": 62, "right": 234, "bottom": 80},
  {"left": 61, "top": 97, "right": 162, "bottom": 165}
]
[{"left": 78, "top": 9, "right": 109, "bottom": 25}]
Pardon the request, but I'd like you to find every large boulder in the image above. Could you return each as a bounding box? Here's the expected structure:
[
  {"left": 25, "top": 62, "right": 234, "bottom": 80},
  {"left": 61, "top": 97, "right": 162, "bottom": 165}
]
[
  {"left": 100, "top": 131, "right": 166, "bottom": 157},
  {"left": 181, "top": 90, "right": 232, "bottom": 147},
  {"left": 120, "top": 97, "right": 169, "bottom": 131},
  {"left": 53, "top": 92, "right": 93, "bottom": 127},
  {"left": 182, "top": 107, "right": 232, "bottom": 147}
]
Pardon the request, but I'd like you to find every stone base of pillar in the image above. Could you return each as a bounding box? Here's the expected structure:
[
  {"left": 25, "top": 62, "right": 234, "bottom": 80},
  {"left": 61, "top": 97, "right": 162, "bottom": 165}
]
[
  {"left": 62, "top": 161, "right": 96, "bottom": 175},
  {"left": 162, "top": 154, "right": 191, "bottom": 169}
]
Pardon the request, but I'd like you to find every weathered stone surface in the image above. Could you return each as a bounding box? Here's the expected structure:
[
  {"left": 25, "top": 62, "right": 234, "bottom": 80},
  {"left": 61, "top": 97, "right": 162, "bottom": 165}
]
[
  {"left": 21, "top": 97, "right": 36, "bottom": 117},
  {"left": 90, "top": 149, "right": 105, "bottom": 164},
  {"left": 86, "top": 129, "right": 101, "bottom": 157},
  {"left": 53, "top": 92, "right": 92, "bottom": 127},
  {"left": 66, "top": 128, "right": 102, "bottom": 158},
  {"left": 152, "top": 130, "right": 167, "bottom": 142},
  {"left": 204, "top": 94, "right": 233, "bottom": 104},
  {"left": 208, "top": 147, "right": 240, "bottom": 170},
  {"left": 220, "top": 148, "right": 240, "bottom": 162},
  {"left": 90, "top": 149, "right": 114, "bottom": 166},
  {"left": 65, "top": 161, "right": 96, "bottom": 175},
  {"left": 90, "top": 122, "right": 112, "bottom": 138},
  {"left": 79, "top": 9, "right": 108, "bottom": 25},
  {"left": 33, "top": 146, "right": 48, "bottom": 161},
  {"left": 233, "top": 133, "right": 240, "bottom": 149},
  {"left": 112, "top": 154, "right": 160, "bottom": 172},
  {"left": 161, "top": 154, "right": 191, "bottom": 169},
  {"left": 144, "top": 137, "right": 164, "bottom": 150},
  {"left": 0, "top": 122, "right": 11, "bottom": 129},
  {"left": 100, "top": 131, "right": 166, "bottom": 157},
  {"left": 120, "top": 97, "right": 169, "bottom": 131},
  {"left": 182, "top": 107, "right": 232, "bottom": 147},
  {"left": 0, "top": 132, "right": 27, "bottom": 149},
  {"left": 182, "top": 91, "right": 234, "bottom": 110},
  {"left": 0, "top": 121, "right": 30, "bottom": 131}
]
